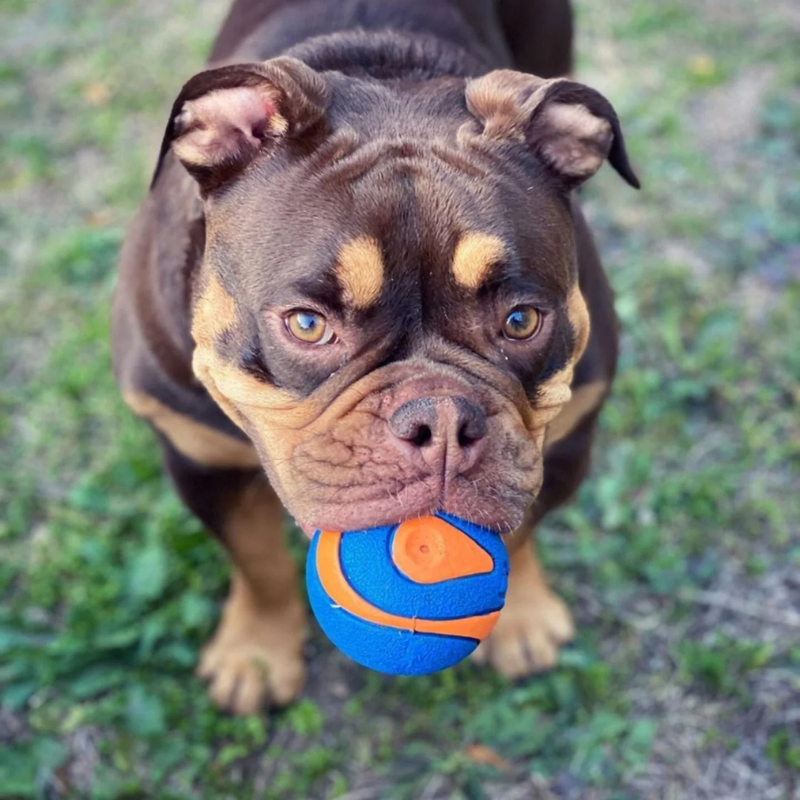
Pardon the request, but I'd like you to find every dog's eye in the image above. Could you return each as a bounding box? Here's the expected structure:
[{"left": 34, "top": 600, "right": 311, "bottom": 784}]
[
  {"left": 285, "top": 310, "right": 336, "bottom": 345},
  {"left": 502, "top": 306, "right": 541, "bottom": 341}
]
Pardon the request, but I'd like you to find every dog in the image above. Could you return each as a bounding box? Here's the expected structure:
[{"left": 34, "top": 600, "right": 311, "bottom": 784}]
[{"left": 112, "top": 0, "right": 638, "bottom": 715}]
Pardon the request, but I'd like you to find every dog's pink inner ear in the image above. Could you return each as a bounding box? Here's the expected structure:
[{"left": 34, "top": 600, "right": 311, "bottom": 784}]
[
  {"left": 532, "top": 102, "right": 613, "bottom": 182},
  {"left": 172, "top": 86, "right": 285, "bottom": 170}
]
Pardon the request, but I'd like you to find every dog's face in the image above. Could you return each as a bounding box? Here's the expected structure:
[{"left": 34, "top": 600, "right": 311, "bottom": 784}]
[{"left": 160, "top": 58, "right": 637, "bottom": 533}]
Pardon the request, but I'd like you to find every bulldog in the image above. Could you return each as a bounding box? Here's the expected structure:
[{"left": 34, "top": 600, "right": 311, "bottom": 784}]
[{"left": 113, "top": 0, "right": 638, "bottom": 714}]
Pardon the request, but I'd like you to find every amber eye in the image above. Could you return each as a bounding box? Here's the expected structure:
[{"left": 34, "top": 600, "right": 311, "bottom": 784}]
[
  {"left": 285, "top": 310, "right": 336, "bottom": 345},
  {"left": 502, "top": 306, "right": 541, "bottom": 340}
]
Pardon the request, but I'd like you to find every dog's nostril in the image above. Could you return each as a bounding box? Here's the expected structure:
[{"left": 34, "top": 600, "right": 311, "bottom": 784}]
[
  {"left": 457, "top": 421, "right": 479, "bottom": 448},
  {"left": 453, "top": 398, "right": 487, "bottom": 447},
  {"left": 411, "top": 424, "right": 433, "bottom": 448},
  {"left": 388, "top": 398, "right": 438, "bottom": 447}
]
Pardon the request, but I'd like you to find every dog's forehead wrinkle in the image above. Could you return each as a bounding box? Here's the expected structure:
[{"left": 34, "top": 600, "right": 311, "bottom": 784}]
[
  {"left": 327, "top": 70, "right": 467, "bottom": 120},
  {"left": 317, "top": 138, "right": 477, "bottom": 191}
]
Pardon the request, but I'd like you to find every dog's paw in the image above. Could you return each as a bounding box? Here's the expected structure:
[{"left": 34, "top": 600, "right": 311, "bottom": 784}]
[
  {"left": 471, "top": 588, "right": 574, "bottom": 679},
  {"left": 197, "top": 600, "right": 306, "bottom": 714}
]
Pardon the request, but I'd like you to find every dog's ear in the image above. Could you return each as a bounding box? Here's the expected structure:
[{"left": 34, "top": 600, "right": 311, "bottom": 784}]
[
  {"left": 465, "top": 70, "right": 639, "bottom": 190},
  {"left": 152, "top": 57, "right": 328, "bottom": 192}
]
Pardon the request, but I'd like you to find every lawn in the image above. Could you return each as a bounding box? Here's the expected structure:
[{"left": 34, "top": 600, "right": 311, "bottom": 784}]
[{"left": 1, "top": 0, "right": 798, "bottom": 798}]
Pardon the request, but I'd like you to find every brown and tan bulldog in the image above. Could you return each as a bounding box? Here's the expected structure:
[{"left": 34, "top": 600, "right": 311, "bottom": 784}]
[{"left": 112, "top": 0, "right": 638, "bottom": 715}]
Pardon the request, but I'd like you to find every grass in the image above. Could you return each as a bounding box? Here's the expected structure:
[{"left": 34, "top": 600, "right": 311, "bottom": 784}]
[{"left": 1, "top": 0, "right": 799, "bottom": 798}]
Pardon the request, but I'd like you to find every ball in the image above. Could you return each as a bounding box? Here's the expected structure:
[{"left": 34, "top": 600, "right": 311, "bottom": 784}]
[{"left": 306, "top": 513, "right": 509, "bottom": 675}]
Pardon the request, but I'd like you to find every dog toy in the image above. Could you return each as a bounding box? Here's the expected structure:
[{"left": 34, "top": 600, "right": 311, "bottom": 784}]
[{"left": 306, "top": 513, "right": 508, "bottom": 675}]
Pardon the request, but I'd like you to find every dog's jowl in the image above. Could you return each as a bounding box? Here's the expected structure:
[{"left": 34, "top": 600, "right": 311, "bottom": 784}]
[{"left": 112, "top": 0, "right": 638, "bottom": 715}]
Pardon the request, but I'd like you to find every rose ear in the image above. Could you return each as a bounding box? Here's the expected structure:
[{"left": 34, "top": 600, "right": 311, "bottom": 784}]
[
  {"left": 152, "top": 57, "right": 328, "bottom": 192},
  {"left": 465, "top": 70, "right": 640, "bottom": 190}
]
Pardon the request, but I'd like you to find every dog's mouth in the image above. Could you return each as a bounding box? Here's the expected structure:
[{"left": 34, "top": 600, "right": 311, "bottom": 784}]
[{"left": 291, "top": 469, "right": 535, "bottom": 539}]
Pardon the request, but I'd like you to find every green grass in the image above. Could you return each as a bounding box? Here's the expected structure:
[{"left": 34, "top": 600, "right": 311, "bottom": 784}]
[{"left": 1, "top": 0, "right": 799, "bottom": 798}]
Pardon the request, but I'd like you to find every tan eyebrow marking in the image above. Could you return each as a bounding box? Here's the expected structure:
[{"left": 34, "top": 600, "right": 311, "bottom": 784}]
[
  {"left": 336, "top": 236, "right": 385, "bottom": 308},
  {"left": 452, "top": 233, "right": 505, "bottom": 289}
]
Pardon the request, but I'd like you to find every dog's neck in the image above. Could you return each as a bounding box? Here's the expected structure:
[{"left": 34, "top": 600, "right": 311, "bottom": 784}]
[
  {"left": 214, "top": 0, "right": 508, "bottom": 77},
  {"left": 284, "top": 30, "right": 492, "bottom": 80}
]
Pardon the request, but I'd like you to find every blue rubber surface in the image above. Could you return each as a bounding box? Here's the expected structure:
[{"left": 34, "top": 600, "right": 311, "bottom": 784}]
[
  {"left": 337, "top": 513, "right": 508, "bottom": 620},
  {"left": 305, "top": 515, "right": 509, "bottom": 676},
  {"left": 307, "top": 554, "right": 478, "bottom": 675}
]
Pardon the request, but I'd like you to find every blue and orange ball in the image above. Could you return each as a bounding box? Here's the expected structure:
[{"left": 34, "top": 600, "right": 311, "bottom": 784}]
[{"left": 306, "top": 513, "right": 509, "bottom": 675}]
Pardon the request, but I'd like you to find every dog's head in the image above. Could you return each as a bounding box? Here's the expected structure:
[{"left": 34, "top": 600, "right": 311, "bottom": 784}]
[{"left": 157, "top": 57, "right": 638, "bottom": 534}]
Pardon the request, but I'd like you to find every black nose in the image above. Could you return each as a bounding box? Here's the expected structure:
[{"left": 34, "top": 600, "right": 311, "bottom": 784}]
[{"left": 388, "top": 396, "right": 487, "bottom": 449}]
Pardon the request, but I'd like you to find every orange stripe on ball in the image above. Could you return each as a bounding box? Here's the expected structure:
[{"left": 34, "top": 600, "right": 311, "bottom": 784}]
[
  {"left": 316, "top": 530, "right": 500, "bottom": 640},
  {"left": 391, "top": 516, "right": 494, "bottom": 584}
]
